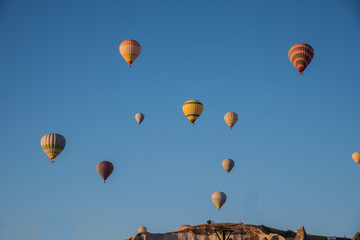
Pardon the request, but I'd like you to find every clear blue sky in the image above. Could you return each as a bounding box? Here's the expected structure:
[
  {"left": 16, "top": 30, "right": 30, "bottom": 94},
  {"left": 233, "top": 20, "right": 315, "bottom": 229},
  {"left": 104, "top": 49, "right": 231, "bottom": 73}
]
[{"left": 1, "top": 1, "right": 360, "bottom": 240}]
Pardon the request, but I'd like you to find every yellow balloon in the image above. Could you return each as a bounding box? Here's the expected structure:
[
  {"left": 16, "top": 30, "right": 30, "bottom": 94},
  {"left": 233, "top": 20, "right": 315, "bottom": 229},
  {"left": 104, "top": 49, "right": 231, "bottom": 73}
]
[
  {"left": 352, "top": 152, "right": 360, "bottom": 165},
  {"left": 224, "top": 112, "right": 238, "bottom": 130},
  {"left": 182, "top": 100, "right": 203, "bottom": 125}
]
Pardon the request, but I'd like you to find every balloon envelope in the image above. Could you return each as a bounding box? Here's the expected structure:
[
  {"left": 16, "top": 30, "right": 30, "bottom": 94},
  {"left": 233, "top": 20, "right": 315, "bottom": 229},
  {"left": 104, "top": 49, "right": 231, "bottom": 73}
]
[
  {"left": 119, "top": 40, "right": 141, "bottom": 68},
  {"left": 135, "top": 113, "right": 145, "bottom": 125},
  {"left": 224, "top": 112, "right": 238, "bottom": 129},
  {"left": 211, "top": 191, "right": 227, "bottom": 210},
  {"left": 182, "top": 100, "right": 203, "bottom": 125},
  {"left": 222, "top": 159, "right": 235, "bottom": 174},
  {"left": 288, "top": 43, "right": 314, "bottom": 74},
  {"left": 96, "top": 161, "right": 114, "bottom": 183},
  {"left": 352, "top": 152, "right": 360, "bottom": 165},
  {"left": 41, "top": 133, "right": 66, "bottom": 163}
]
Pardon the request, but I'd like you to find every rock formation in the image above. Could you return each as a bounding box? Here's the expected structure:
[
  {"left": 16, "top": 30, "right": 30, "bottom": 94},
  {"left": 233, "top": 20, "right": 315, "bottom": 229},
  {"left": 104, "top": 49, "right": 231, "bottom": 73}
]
[
  {"left": 295, "top": 226, "right": 309, "bottom": 240},
  {"left": 352, "top": 232, "right": 360, "bottom": 240},
  {"left": 125, "top": 223, "right": 351, "bottom": 240}
]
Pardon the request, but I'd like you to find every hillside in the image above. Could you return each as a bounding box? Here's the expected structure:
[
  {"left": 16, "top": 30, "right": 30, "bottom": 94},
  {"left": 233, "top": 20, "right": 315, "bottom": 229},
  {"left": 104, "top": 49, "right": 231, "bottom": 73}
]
[{"left": 125, "top": 223, "right": 353, "bottom": 240}]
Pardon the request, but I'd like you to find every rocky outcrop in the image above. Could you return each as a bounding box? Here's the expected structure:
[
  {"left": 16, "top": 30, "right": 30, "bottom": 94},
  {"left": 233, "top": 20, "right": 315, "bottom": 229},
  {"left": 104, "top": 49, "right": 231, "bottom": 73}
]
[
  {"left": 294, "top": 226, "right": 309, "bottom": 240},
  {"left": 352, "top": 232, "right": 360, "bottom": 240},
  {"left": 126, "top": 223, "right": 286, "bottom": 240},
  {"left": 125, "top": 223, "right": 351, "bottom": 240}
]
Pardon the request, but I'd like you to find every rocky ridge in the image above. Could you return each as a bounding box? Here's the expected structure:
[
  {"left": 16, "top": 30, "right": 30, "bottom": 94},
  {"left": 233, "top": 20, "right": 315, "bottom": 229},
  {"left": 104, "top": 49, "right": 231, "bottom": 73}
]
[{"left": 125, "top": 223, "right": 354, "bottom": 240}]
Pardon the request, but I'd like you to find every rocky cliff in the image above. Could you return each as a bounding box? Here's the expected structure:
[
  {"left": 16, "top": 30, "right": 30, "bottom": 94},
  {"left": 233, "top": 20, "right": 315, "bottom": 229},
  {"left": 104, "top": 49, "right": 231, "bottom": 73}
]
[{"left": 125, "top": 223, "right": 352, "bottom": 240}]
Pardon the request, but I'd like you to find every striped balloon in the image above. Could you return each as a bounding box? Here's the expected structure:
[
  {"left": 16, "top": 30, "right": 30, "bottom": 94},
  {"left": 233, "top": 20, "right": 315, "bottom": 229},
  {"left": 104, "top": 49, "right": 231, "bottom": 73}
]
[
  {"left": 288, "top": 43, "right": 314, "bottom": 75},
  {"left": 119, "top": 40, "right": 141, "bottom": 68},
  {"left": 40, "top": 133, "right": 66, "bottom": 163},
  {"left": 96, "top": 161, "right": 114, "bottom": 183},
  {"left": 224, "top": 112, "right": 238, "bottom": 130},
  {"left": 182, "top": 100, "right": 203, "bottom": 125}
]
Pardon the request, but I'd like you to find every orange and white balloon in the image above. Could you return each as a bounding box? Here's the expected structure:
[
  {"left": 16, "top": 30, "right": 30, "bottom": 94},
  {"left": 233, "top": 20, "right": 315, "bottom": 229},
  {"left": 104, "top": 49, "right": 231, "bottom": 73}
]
[{"left": 119, "top": 40, "right": 141, "bottom": 68}]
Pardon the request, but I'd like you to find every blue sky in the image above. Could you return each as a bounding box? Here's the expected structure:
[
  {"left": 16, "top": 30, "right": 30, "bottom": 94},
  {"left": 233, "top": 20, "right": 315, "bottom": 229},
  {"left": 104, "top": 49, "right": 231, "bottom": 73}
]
[{"left": 1, "top": 1, "right": 360, "bottom": 240}]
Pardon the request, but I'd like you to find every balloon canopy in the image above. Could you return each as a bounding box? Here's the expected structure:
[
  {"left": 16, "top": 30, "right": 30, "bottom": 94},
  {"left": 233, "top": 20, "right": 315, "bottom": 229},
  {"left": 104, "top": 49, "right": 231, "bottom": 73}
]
[
  {"left": 40, "top": 133, "right": 66, "bottom": 163},
  {"left": 182, "top": 100, "right": 203, "bottom": 125},
  {"left": 211, "top": 191, "right": 227, "bottom": 210},
  {"left": 119, "top": 40, "right": 141, "bottom": 68},
  {"left": 96, "top": 161, "right": 114, "bottom": 183},
  {"left": 288, "top": 43, "right": 314, "bottom": 75},
  {"left": 135, "top": 113, "right": 145, "bottom": 125},
  {"left": 224, "top": 112, "right": 238, "bottom": 129},
  {"left": 222, "top": 159, "right": 235, "bottom": 174},
  {"left": 352, "top": 152, "right": 360, "bottom": 165}
]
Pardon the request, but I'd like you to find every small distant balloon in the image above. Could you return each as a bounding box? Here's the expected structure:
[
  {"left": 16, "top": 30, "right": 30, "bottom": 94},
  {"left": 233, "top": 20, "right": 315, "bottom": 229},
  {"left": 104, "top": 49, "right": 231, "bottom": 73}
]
[
  {"left": 119, "top": 40, "right": 141, "bottom": 68},
  {"left": 138, "top": 226, "right": 147, "bottom": 233},
  {"left": 352, "top": 152, "right": 360, "bottom": 165},
  {"left": 40, "top": 133, "right": 66, "bottom": 163},
  {"left": 135, "top": 113, "right": 145, "bottom": 125},
  {"left": 224, "top": 112, "right": 238, "bottom": 130},
  {"left": 96, "top": 161, "right": 114, "bottom": 183},
  {"left": 288, "top": 43, "right": 314, "bottom": 75},
  {"left": 211, "top": 191, "right": 227, "bottom": 211},
  {"left": 222, "top": 159, "right": 235, "bottom": 174},
  {"left": 182, "top": 100, "right": 203, "bottom": 125}
]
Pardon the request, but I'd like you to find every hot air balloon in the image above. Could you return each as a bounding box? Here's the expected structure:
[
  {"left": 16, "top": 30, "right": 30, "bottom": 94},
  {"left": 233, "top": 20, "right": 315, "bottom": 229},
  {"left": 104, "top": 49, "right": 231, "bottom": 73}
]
[
  {"left": 288, "top": 43, "right": 314, "bottom": 75},
  {"left": 135, "top": 113, "right": 145, "bottom": 125},
  {"left": 40, "top": 133, "right": 66, "bottom": 163},
  {"left": 352, "top": 152, "right": 360, "bottom": 165},
  {"left": 96, "top": 161, "right": 114, "bottom": 183},
  {"left": 182, "top": 100, "right": 203, "bottom": 125},
  {"left": 179, "top": 225, "right": 191, "bottom": 231},
  {"left": 119, "top": 40, "right": 141, "bottom": 68},
  {"left": 138, "top": 226, "right": 147, "bottom": 233},
  {"left": 211, "top": 192, "right": 227, "bottom": 211},
  {"left": 224, "top": 112, "right": 238, "bottom": 130},
  {"left": 222, "top": 159, "right": 235, "bottom": 174}
]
